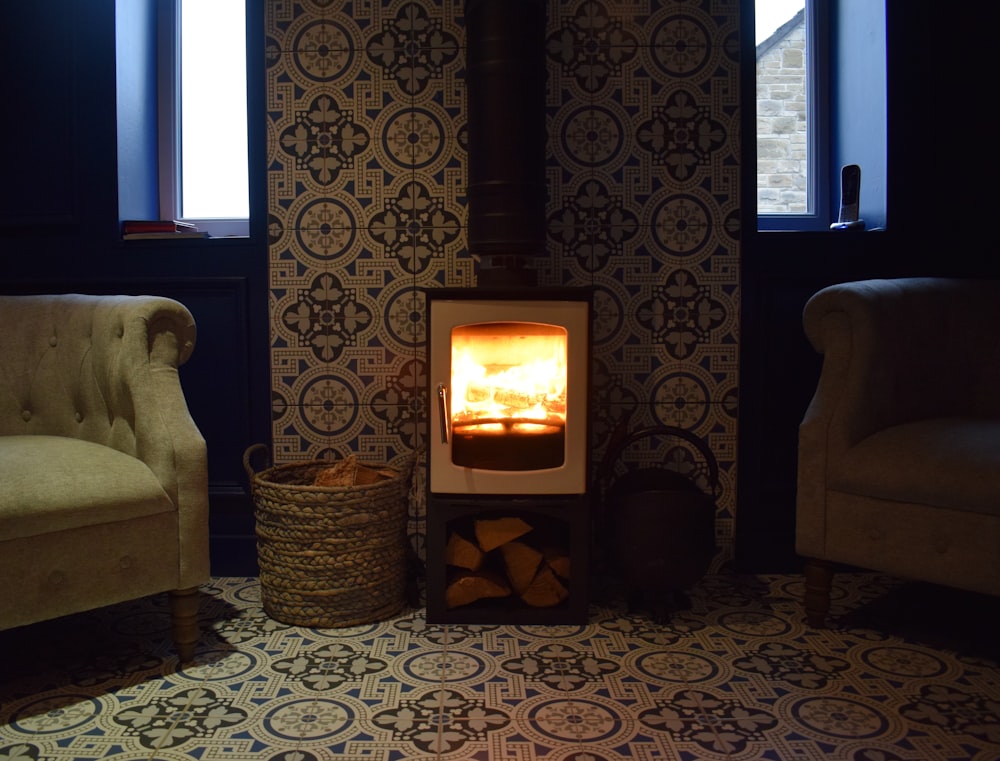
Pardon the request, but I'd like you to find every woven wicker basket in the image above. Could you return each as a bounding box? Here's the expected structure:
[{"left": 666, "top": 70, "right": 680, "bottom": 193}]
[{"left": 243, "top": 444, "right": 414, "bottom": 627}]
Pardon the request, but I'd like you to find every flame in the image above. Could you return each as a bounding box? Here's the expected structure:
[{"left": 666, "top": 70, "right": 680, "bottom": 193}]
[{"left": 451, "top": 324, "right": 567, "bottom": 432}]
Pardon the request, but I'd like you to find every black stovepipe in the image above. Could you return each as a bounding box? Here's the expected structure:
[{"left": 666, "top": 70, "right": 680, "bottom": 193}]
[{"left": 465, "top": 0, "right": 547, "bottom": 288}]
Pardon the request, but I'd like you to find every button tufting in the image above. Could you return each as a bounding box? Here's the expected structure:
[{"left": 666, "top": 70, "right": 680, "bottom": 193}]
[
  {"left": 869, "top": 528, "right": 883, "bottom": 541},
  {"left": 934, "top": 537, "right": 950, "bottom": 554},
  {"left": 49, "top": 335, "right": 58, "bottom": 347},
  {"left": 49, "top": 570, "right": 65, "bottom": 587},
  {"left": 75, "top": 412, "right": 83, "bottom": 423},
  {"left": 21, "top": 409, "right": 31, "bottom": 422},
  {"left": 119, "top": 556, "right": 134, "bottom": 570}
]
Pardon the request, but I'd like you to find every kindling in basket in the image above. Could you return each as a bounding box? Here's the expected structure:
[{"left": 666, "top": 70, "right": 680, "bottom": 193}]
[{"left": 243, "top": 444, "right": 416, "bottom": 627}]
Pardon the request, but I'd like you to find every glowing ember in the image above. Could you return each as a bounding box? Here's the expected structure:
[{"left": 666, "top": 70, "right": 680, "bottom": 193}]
[{"left": 451, "top": 322, "right": 567, "bottom": 432}]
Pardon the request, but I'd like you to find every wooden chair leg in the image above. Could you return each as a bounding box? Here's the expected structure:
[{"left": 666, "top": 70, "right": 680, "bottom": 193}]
[
  {"left": 169, "top": 587, "right": 201, "bottom": 663},
  {"left": 803, "top": 558, "right": 833, "bottom": 627}
]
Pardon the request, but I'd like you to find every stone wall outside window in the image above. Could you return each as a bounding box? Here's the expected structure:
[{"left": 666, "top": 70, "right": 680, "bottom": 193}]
[{"left": 757, "top": 16, "right": 807, "bottom": 213}]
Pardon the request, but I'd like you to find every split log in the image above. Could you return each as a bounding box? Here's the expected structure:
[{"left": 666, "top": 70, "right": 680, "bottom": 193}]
[
  {"left": 313, "top": 455, "right": 394, "bottom": 486},
  {"left": 521, "top": 565, "right": 569, "bottom": 607},
  {"left": 445, "top": 532, "right": 484, "bottom": 571},
  {"left": 500, "top": 541, "right": 543, "bottom": 595},
  {"left": 474, "top": 516, "right": 532, "bottom": 552},
  {"left": 543, "top": 548, "right": 571, "bottom": 580},
  {"left": 445, "top": 571, "right": 511, "bottom": 608}
]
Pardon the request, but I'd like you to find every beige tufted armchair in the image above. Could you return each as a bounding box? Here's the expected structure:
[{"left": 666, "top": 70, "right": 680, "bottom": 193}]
[
  {"left": 797, "top": 278, "right": 1000, "bottom": 626},
  {"left": 0, "top": 294, "right": 210, "bottom": 661}
]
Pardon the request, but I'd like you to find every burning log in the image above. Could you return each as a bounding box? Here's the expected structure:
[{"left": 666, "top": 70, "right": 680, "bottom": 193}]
[
  {"left": 445, "top": 570, "right": 511, "bottom": 608},
  {"left": 465, "top": 384, "right": 492, "bottom": 403},
  {"left": 464, "top": 384, "right": 546, "bottom": 411},
  {"left": 493, "top": 389, "right": 543, "bottom": 409}
]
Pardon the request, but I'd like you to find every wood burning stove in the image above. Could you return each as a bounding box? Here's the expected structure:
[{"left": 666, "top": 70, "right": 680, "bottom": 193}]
[
  {"left": 423, "top": 0, "right": 592, "bottom": 623},
  {"left": 425, "top": 289, "right": 592, "bottom": 624}
]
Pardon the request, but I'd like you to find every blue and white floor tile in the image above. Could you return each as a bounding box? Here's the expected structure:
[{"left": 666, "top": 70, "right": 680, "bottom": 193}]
[{"left": 2, "top": 574, "right": 998, "bottom": 760}]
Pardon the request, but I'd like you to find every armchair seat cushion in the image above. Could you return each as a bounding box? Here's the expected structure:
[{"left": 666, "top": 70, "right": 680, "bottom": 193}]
[
  {"left": 0, "top": 435, "right": 173, "bottom": 541},
  {"left": 829, "top": 418, "right": 1000, "bottom": 518}
]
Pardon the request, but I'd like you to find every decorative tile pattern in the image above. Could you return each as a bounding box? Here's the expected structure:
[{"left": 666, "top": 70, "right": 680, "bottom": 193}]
[
  {"left": 2, "top": 574, "right": 999, "bottom": 760},
  {"left": 266, "top": 0, "right": 742, "bottom": 567}
]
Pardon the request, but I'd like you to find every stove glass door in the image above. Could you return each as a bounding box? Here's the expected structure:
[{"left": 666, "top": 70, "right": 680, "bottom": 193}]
[
  {"left": 429, "top": 297, "right": 589, "bottom": 495},
  {"left": 448, "top": 321, "right": 567, "bottom": 471}
]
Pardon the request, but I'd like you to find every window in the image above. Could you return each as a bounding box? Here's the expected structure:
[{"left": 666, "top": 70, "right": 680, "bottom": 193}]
[
  {"left": 160, "top": 0, "right": 249, "bottom": 236},
  {"left": 756, "top": 1, "right": 810, "bottom": 216},
  {"left": 754, "top": 0, "right": 886, "bottom": 232},
  {"left": 115, "top": 0, "right": 250, "bottom": 238},
  {"left": 755, "top": 0, "right": 827, "bottom": 230}
]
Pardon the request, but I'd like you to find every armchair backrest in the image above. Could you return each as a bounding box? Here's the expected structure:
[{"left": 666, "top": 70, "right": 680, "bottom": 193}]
[
  {"left": 0, "top": 294, "right": 200, "bottom": 504},
  {"left": 802, "top": 278, "right": 1000, "bottom": 454}
]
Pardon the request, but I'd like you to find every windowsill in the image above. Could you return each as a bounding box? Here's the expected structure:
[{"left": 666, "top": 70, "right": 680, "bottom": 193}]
[
  {"left": 179, "top": 219, "right": 250, "bottom": 238},
  {"left": 121, "top": 216, "right": 250, "bottom": 243},
  {"left": 757, "top": 213, "right": 828, "bottom": 232},
  {"left": 119, "top": 234, "right": 250, "bottom": 243},
  {"left": 755, "top": 225, "right": 886, "bottom": 234}
]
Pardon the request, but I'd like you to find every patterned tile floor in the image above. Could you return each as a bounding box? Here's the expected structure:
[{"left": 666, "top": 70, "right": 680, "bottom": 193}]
[{"left": 1, "top": 574, "right": 998, "bottom": 761}]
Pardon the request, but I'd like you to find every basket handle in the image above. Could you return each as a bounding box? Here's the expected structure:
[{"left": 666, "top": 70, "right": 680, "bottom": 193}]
[
  {"left": 597, "top": 424, "right": 720, "bottom": 496},
  {"left": 243, "top": 443, "right": 270, "bottom": 482}
]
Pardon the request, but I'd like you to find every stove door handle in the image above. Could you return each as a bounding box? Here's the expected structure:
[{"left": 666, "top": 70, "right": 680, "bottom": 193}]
[{"left": 437, "top": 383, "right": 451, "bottom": 444}]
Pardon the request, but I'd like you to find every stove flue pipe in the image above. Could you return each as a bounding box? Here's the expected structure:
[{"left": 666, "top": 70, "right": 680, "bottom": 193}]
[{"left": 465, "top": 0, "right": 546, "bottom": 288}]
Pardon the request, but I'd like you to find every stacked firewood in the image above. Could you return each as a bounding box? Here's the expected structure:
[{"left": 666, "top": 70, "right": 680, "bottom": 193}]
[{"left": 444, "top": 516, "right": 571, "bottom": 609}]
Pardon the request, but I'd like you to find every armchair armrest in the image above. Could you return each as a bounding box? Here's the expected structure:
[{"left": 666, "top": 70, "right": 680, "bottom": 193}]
[{"left": 125, "top": 297, "right": 210, "bottom": 587}]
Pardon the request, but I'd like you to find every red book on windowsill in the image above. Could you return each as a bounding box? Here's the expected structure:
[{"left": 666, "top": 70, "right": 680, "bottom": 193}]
[{"left": 121, "top": 220, "right": 200, "bottom": 234}]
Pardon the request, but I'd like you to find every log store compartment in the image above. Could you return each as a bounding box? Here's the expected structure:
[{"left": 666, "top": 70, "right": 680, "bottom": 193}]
[{"left": 425, "top": 498, "right": 590, "bottom": 624}]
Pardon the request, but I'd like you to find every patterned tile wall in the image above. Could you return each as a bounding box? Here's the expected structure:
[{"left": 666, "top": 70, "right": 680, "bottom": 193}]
[{"left": 264, "top": 0, "right": 741, "bottom": 566}]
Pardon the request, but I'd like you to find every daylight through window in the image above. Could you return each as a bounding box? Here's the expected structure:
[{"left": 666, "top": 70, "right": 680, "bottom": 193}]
[
  {"left": 756, "top": 0, "right": 809, "bottom": 216},
  {"left": 176, "top": 0, "right": 249, "bottom": 226}
]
